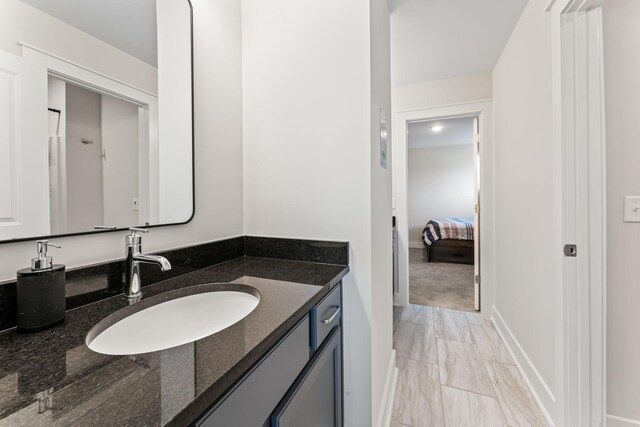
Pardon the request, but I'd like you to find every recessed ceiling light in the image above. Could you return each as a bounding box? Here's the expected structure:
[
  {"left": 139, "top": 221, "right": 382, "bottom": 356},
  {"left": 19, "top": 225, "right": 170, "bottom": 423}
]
[{"left": 431, "top": 125, "right": 443, "bottom": 132}]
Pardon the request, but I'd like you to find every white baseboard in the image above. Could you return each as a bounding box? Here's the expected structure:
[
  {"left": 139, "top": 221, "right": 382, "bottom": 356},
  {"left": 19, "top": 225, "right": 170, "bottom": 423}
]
[
  {"left": 607, "top": 414, "right": 640, "bottom": 426},
  {"left": 491, "top": 306, "right": 556, "bottom": 426},
  {"left": 409, "top": 241, "right": 424, "bottom": 249},
  {"left": 376, "top": 349, "right": 398, "bottom": 427}
]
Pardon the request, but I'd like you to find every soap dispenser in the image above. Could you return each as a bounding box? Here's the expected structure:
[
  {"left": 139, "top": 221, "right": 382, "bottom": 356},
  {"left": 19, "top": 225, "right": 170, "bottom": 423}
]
[{"left": 16, "top": 241, "right": 66, "bottom": 332}]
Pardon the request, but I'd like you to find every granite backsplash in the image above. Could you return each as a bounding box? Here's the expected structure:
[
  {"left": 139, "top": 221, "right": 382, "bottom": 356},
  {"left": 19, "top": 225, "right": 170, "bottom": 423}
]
[{"left": 0, "top": 236, "right": 348, "bottom": 332}]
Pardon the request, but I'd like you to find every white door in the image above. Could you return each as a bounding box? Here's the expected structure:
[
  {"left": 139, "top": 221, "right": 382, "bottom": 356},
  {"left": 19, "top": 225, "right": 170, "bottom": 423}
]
[
  {"left": 0, "top": 50, "right": 50, "bottom": 240},
  {"left": 473, "top": 116, "right": 481, "bottom": 311},
  {"left": 559, "top": 6, "right": 606, "bottom": 424},
  {"left": 101, "top": 94, "right": 140, "bottom": 228}
]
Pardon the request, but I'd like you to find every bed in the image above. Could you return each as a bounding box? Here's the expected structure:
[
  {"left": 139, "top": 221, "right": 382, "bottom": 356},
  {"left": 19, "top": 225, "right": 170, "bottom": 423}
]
[{"left": 422, "top": 218, "right": 474, "bottom": 264}]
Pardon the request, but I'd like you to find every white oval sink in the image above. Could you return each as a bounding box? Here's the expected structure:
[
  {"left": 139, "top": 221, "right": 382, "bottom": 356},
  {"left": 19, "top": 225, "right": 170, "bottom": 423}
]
[{"left": 86, "top": 285, "right": 259, "bottom": 355}]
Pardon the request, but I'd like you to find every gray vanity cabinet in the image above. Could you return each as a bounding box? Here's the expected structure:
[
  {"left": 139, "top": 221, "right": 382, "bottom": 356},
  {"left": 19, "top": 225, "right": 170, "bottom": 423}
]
[
  {"left": 194, "top": 283, "right": 343, "bottom": 427},
  {"left": 271, "top": 282, "right": 343, "bottom": 427}
]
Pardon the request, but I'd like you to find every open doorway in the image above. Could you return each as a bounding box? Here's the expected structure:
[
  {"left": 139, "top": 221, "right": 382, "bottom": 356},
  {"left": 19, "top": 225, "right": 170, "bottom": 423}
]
[
  {"left": 406, "top": 116, "right": 479, "bottom": 312},
  {"left": 393, "top": 100, "right": 492, "bottom": 314}
]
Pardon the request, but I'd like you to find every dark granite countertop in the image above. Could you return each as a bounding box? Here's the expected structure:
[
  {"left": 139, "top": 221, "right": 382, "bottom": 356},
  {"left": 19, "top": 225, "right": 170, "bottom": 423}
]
[{"left": 0, "top": 256, "right": 348, "bottom": 426}]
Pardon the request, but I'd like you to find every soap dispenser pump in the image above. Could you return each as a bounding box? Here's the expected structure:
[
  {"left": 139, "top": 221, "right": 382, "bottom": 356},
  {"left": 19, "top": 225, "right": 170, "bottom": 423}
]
[{"left": 16, "top": 241, "right": 66, "bottom": 332}]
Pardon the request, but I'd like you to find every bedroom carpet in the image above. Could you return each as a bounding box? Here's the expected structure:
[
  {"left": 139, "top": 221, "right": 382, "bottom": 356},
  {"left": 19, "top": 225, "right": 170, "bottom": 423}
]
[{"left": 409, "top": 248, "right": 475, "bottom": 312}]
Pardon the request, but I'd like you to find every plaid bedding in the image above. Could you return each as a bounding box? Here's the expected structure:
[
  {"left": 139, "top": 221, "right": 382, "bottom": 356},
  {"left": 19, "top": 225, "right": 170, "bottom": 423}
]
[{"left": 422, "top": 218, "right": 474, "bottom": 246}]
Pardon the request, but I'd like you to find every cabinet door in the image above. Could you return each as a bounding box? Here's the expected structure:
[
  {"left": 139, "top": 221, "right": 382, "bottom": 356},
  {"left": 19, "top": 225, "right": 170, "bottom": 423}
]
[
  {"left": 195, "top": 317, "right": 310, "bottom": 427},
  {"left": 271, "top": 326, "right": 342, "bottom": 427}
]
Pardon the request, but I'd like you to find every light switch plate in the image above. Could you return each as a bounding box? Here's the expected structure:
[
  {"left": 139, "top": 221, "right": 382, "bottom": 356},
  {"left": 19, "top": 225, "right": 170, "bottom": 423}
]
[{"left": 623, "top": 196, "right": 640, "bottom": 222}]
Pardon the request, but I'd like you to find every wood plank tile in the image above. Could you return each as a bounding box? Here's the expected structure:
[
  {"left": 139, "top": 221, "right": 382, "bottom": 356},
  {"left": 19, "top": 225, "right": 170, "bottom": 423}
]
[
  {"left": 389, "top": 420, "right": 411, "bottom": 427},
  {"left": 469, "top": 321, "right": 514, "bottom": 364},
  {"left": 468, "top": 391, "right": 507, "bottom": 426},
  {"left": 464, "top": 311, "right": 484, "bottom": 325},
  {"left": 441, "top": 386, "right": 506, "bottom": 427},
  {"left": 484, "top": 361, "right": 549, "bottom": 426},
  {"left": 392, "top": 357, "right": 444, "bottom": 427},
  {"left": 434, "top": 308, "right": 473, "bottom": 343},
  {"left": 394, "top": 321, "right": 437, "bottom": 364},
  {"left": 441, "top": 386, "right": 472, "bottom": 426},
  {"left": 398, "top": 304, "right": 434, "bottom": 325},
  {"left": 437, "top": 339, "right": 494, "bottom": 396}
]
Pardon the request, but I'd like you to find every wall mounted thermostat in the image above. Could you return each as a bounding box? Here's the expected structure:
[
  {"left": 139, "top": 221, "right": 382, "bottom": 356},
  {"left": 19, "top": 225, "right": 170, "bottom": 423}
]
[{"left": 623, "top": 196, "right": 640, "bottom": 222}]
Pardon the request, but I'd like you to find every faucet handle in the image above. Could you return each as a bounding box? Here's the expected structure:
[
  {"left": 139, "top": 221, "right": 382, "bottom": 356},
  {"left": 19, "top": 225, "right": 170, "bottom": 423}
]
[
  {"left": 129, "top": 227, "right": 149, "bottom": 236},
  {"left": 126, "top": 228, "right": 149, "bottom": 247}
]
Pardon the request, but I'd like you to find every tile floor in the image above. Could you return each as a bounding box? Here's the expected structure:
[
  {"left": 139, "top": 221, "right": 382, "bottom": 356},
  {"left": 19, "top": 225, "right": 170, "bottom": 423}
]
[{"left": 392, "top": 304, "right": 549, "bottom": 427}]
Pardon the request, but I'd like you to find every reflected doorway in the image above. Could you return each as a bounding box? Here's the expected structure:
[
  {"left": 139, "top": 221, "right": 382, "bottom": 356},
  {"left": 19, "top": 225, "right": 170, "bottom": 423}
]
[{"left": 47, "top": 75, "right": 149, "bottom": 234}]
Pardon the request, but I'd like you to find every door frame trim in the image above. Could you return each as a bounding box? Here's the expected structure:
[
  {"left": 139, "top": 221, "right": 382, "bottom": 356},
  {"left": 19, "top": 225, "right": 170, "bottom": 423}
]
[{"left": 392, "top": 100, "right": 493, "bottom": 314}]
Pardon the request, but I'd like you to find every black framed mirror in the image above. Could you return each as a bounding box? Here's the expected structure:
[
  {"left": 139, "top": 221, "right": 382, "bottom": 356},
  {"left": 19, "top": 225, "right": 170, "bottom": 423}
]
[{"left": 0, "top": 0, "right": 194, "bottom": 244}]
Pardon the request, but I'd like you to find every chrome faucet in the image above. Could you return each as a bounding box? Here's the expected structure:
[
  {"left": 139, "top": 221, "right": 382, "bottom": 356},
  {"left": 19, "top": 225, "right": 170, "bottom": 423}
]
[{"left": 124, "top": 228, "right": 171, "bottom": 301}]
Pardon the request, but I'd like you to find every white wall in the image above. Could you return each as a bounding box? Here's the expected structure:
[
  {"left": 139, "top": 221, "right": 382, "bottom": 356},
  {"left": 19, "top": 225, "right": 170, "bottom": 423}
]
[
  {"left": 65, "top": 84, "right": 104, "bottom": 232},
  {"left": 407, "top": 145, "right": 474, "bottom": 247},
  {"left": 0, "top": 0, "right": 243, "bottom": 281},
  {"left": 242, "top": 0, "right": 393, "bottom": 424},
  {"left": 369, "top": 0, "right": 394, "bottom": 424},
  {"left": 603, "top": 0, "right": 640, "bottom": 423},
  {"left": 492, "top": 0, "right": 561, "bottom": 422},
  {"left": 0, "top": 0, "right": 157, "bottom": 95},
  {"left": 101, "top": 95, "right": 139, "bottom": 227},
  {"left": 392, "top": 72, "right": 492, "bottom": 113}
]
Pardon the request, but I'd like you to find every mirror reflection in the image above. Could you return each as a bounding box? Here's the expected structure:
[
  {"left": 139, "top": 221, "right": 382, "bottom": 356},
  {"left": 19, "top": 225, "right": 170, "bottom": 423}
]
[{"left": 0, "top": 0, "right": 193, "bottom": 241}]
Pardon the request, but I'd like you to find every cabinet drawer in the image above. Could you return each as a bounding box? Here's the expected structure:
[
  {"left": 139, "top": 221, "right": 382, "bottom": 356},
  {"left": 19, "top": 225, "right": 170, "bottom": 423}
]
[
  {"left": 195, "top": 316, "right": 310, "bottom": 427},
  {"left": 310, "top": 283, "right": 341, "bottom": 352}
]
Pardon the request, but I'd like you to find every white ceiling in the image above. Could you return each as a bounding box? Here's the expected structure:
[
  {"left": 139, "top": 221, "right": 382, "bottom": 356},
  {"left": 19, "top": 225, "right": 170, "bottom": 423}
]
[
  {"left": 408, "top": 116, "right": 474, "bottom": 149},
  {"left": 390, "top": 0, "right": 529, "bottom": 86},
  {"left": 20, "top": 0, "right": 158, "bottom": 66}
]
